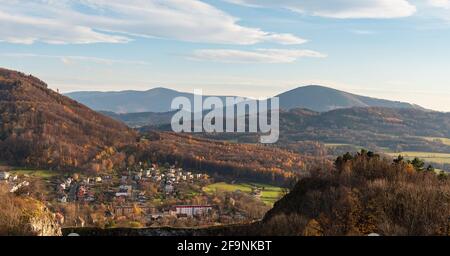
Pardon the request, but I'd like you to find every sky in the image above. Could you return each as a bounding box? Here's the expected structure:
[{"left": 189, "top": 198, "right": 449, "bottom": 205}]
[{"left": 1, "top": 0, "right": 450, "bottom": 111}]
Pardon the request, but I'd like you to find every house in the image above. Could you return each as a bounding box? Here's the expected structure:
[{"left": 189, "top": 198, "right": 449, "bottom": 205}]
[
  {"left": 164, "top": 184, "right": 174, "bottom": 194},
  {"left": 113, "top": 206, "right": 138, "bottom": 216},
  {"left": 115, "top": 192, "right": 129, "bottom": 197},
  {"left": 173, "top": 205, "right": 213, "bottom": 217},
  {"left": 0, "top": 171, "right": 10, "bottom": 180},
  {"left": 150, "top": 214, "right": 163, "bottom": 220},
  {"left": 77, "top": 186, "right": 87, "bottom": 198},
  {"left": 119, "top": 185, "right": 132, "bottom": 193}
]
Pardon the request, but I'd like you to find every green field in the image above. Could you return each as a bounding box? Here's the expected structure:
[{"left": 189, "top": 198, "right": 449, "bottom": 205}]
[
  {"left": 203, "top": 182, "right": 285, "bottom": 206},
  {"left": 386, "top": 151, "right": 450, "bottom": 165},
  {"left": 11, "top": 169, "right": 57, "bottom": 179}
]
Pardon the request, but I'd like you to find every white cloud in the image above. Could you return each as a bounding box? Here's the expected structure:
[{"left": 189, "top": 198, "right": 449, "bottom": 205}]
[
  {"left": 0, "top": 0, "right": 305, "bottom": 45},
  {"left": 189, "top": 48, "right": 327, "bottom": 63},
  {"left": 0, "top": 53, "right": 149, "bottom": 65},
  {"left": 428, "top": 0, "right": 450, "bottom": 9},
  {"left": 225, "top": 0, "right": 417, "bottom": 19}
]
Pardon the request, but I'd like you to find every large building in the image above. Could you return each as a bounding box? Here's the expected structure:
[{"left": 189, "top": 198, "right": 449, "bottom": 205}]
[{"left": 173, "top": 205, "right": 213, "bottom": 217}]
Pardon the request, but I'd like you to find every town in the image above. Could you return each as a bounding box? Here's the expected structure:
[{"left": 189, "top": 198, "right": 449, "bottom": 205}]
[{"left": 0, "top": 162, "right": 279, "bottom": 229}]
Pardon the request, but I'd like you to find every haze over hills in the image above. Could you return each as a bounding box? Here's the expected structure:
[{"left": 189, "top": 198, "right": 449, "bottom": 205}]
[
  {"left": 0, "top": 68, "right": 137, "bottom": 170},
  {"left": 66, "top": 87, "right": 237, "bottom": 114},
  {"left": 66, "top": 85, "right": 424, "bottom": 114}
]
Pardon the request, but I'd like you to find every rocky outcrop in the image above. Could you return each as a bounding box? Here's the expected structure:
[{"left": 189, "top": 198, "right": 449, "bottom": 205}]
[
  {"left": 27, "top": 204, "right": 62, "bottom": 236},
  {"left": 0, "top": 194, "right": 62, "bottom": 236}
]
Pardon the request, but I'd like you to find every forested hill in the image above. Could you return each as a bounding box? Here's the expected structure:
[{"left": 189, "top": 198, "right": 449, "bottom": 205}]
[
  {"left": 259, "top": 151, "right": 450, "bottom": 236},
  {"left": 0, "top": 68, "right": 137, "bottom": 170}
]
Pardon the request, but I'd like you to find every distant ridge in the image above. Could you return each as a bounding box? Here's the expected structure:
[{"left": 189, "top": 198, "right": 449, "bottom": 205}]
[
  {"left": 276, "top": 85, "right": 424, "bottom": 112},
  {"left": 67, "top": 85, "right": 424, "bottom": 114},
  {"left": 66, "top": 88, "right": 235, "bottom": 114}
]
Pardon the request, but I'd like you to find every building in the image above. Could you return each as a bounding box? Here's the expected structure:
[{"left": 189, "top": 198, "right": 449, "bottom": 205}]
[
  {"left": 164, "top": 184, "right": 174, "bottom": 194},
  {"left": 173, "top": 205, "right": 213, "bottom": 217}
]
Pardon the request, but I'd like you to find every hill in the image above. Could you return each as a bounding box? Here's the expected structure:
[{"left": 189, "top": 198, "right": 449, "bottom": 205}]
[
  {"left": 124, "top": 132, "right": 327, "bottom": 185},
  {"left": 276, "top": 85, "right": 423, "bottom": 112},
  {"left": 0, "top": 68, "right": 137, "bottom": 170},
  {"left": 67, "top": 85, "right": 423, "bottom": 114},
  {"left": 276, "top": 107, "right": 450, "bottom": 152},
  {"left": 66, "top": 88, "right": 236, "bottom": 113},
  {"left": 258, "top": 151, "right": 450, "bottom": 236},
  {"left": 100, "top": 110, "right": 174, "bottom": 128},
  {"left": 105, "top": 106, "right": 450, "bottom": 156}
]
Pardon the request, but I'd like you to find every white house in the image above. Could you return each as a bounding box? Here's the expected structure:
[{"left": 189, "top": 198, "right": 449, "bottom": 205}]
[{"left": 164, "top": 184, "right": 174, "bottom": 194}]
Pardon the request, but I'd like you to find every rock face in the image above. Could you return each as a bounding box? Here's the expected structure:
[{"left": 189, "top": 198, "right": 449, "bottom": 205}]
[
  {"left": 28, "top": 205, "right": 62, "bottom": 236},
  {"left": 0, "top": 193, "right": 62, "bottom": 236}
]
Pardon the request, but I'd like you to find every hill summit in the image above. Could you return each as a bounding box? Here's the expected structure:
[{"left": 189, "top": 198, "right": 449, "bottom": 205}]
[
  {"left": 276, "top": 85, "right": 423, "bottom": 112},
  {"left": 0, "top": 68, "right": 136, "bottom": 170}
]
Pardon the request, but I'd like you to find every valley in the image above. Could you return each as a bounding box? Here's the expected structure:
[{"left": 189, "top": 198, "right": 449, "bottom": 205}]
[{"left": 1, "top": 67, "right": 450, "bottom": 236}]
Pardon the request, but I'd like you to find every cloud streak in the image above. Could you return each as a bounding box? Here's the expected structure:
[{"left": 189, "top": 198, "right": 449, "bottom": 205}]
[
  {"left": 225, "top": 0, "right": 417, "bottom": 19},
  {"left": 0, "top": 0, "right": 305, "bottom": 45},
  {"left": 190, "top": 48, "right": 327, "bottom": 63},
  {"left": 0, "top": 53, "right": 149, "bottom": 66}
]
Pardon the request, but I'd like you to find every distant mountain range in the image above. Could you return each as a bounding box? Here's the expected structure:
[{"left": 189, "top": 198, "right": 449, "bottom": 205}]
[
  {"left": 66, "top": 85, "right": 424, "bottom": 113},
  {"left": 66, "top": 88, "right": 235, "bottom": 114}
]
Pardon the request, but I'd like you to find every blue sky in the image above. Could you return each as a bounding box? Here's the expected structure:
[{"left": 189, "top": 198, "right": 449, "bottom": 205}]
[{"left": 1, "top": 0, "right": 450, "bottom": 111}]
